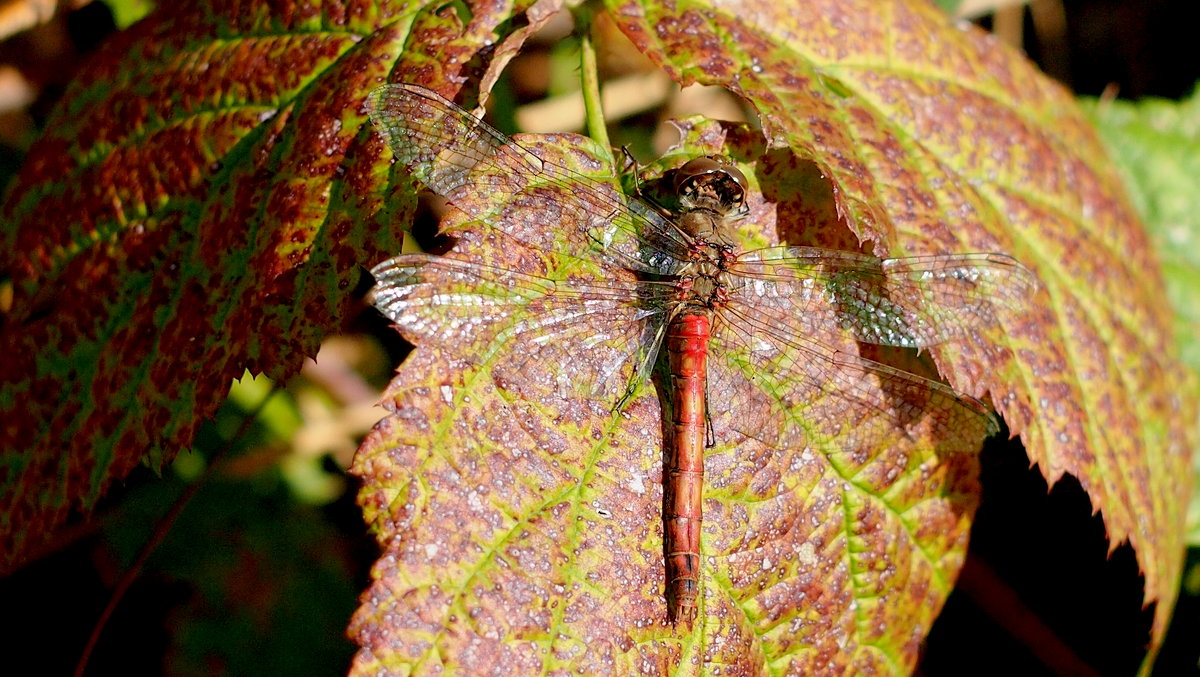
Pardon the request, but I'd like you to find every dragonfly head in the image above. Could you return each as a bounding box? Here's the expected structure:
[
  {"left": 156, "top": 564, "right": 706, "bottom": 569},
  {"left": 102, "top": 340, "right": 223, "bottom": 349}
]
[{"left": 674, "top": 156, "right": 749, "bottom": 217}]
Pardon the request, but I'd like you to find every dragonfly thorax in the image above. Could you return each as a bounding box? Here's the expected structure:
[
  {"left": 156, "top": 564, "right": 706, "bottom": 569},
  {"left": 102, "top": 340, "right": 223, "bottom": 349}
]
[
  {"left": 670, "top": 157, "right": 752, "bottom": 313},
  {"left": 675, "top": 246, "right": 734, "bottom": 311},
  {"left": 675, "top": 273, "right": 729, "bottom": 312},
  {"left": 678, "top": 209, "right": 736, "bottom": 248}
]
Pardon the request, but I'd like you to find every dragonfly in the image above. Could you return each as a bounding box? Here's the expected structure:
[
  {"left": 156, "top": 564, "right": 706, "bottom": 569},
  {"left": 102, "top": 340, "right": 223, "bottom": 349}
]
[{"left": 365, "top": 83, "right": 1036, "bottom": 628}]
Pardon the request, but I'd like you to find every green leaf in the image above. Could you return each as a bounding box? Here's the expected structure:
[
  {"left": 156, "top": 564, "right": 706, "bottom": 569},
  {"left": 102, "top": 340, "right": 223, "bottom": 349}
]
[
  {"left": 105, "top": 0, "right": 156, "bottom": 28},
  {"left": 931, "top": 0, "right": 967, "bottom": 15}
]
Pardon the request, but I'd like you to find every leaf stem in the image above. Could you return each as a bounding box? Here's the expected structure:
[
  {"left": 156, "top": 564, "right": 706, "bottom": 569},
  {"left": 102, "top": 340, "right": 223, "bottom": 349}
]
[{"left": 575, "top": 4, "right": 611, "bottom": 158}]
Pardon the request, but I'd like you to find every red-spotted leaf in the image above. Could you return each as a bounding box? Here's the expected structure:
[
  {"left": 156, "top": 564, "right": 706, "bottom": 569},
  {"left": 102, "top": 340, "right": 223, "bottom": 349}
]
[
  {"left": 607, "top": 0, "right": 1195, "bottom": 663},
  {"left": 348, "top": 87, "right": 1032, "bottom": 677},
  {"left": 0, "top": 0, "right": 564, "bottom": 572},
  {"left": 1082, "top": 91, "right": 1200, "bottom": 379},
  {"left": 1083, "top": 91, "right": 1200, "bottom": 550}
]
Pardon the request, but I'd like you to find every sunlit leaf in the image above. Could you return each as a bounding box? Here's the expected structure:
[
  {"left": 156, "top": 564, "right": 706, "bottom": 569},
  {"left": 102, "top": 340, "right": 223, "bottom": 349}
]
[
  {"left": 1082, "top": 91, "right": 1200, "bottom": 379},
  {"left": 107, "top": 0, "right": 156, "bottom": 29},
  {"left": 605, "top": 0, "right": 1194, "bottom": 668},
  {"left": 350, "top": 0, "right": 1194, "bottom": 675},
  {"left": 1082, "top": 91, "right": 1200, "bottom": 548},
  {"left": 350, "top": 115, "right": 1007, "bottom": 673}
]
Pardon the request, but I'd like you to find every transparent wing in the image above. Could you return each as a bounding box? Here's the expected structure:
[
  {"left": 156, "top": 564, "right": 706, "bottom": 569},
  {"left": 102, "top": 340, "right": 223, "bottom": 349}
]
[
  {"left": 726, "top": 247, "right": 1039, "bottom": 348},
  {"left": 708, "top": 297, "right": 997, "bottom": 458},
  {"left": 366, "top": 84, "right": 693, "bottom": 275},
  {"left": 370, "top": 254, "right": 674, "bottom": 406}
]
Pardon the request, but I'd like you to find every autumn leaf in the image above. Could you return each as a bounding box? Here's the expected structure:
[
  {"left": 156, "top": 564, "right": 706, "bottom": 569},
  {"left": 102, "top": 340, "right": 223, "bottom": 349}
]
[
  {"left": 605, "top": 0, "right": 1194, "bottom": 665},
  {"left": 1082, "top": 91, "right": 1200, "bottom": 380},
  {"left": 0, "top": 0, "right": 563, "bottom": 572},
  {"left": 1081, "top": 91, "right": 1200, "bottom": 548},
  {"left": 350, "top": 111, "right": 1014, "bottom": 674},
  {"left": 347, "top": 1, "right": 1194, "bottom": 676},
  {"left": 2, "top": 0, "right": 1190, "bottom": 674}
]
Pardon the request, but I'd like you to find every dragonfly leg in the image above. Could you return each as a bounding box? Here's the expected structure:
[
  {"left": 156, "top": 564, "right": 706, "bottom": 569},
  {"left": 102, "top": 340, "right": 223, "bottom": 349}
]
[
  {"left": 618, "top": 146, "right": 678, "bottom": 221},
  {"left": 704, "top": 383, "right": 716, "bottom": 448},
  {"left": 619, "top": 146, "right": 642, "bottom": 189},
  {"left": 614, "top": 382, "right": 639, "bottom": 412}
]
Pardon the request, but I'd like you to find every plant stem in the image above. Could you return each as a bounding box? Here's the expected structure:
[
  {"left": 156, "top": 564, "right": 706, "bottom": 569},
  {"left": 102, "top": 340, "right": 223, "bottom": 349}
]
[{"left": 575, "top": 4, "right": 611, "bottom": 157}]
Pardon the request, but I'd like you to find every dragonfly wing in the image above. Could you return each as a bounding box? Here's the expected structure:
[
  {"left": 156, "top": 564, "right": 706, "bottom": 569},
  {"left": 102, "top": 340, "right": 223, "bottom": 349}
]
[
  {"left": 727, "top": 246, "right": 1038, "bottom": 348},
  {"left": 370, "top": 254, "right": 672, "bottom": 407},
  {"left": 709, "top": 298, "right": 997, "bottom": 457},
  {"left": 366, "top": 84, "right": 692, "bottom": 275}
]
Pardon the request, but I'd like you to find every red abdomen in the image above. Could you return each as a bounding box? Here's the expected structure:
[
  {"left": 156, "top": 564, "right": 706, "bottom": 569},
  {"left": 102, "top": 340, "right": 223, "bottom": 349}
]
[{"left": 665, "top": 312, "right": 709, "bottom": 628}]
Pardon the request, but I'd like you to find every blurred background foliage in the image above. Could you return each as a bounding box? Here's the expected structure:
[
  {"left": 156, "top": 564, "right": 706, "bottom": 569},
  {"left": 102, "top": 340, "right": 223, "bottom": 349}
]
[{"left": 0, "top": 0, "right": 1196, "bottom": 675}]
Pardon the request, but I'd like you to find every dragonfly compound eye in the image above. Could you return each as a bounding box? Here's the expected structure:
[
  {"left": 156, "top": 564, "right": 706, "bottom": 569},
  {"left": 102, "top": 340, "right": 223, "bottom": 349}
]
[{"left": 674, "top": 156, "right": 748, "bottom": 213}]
